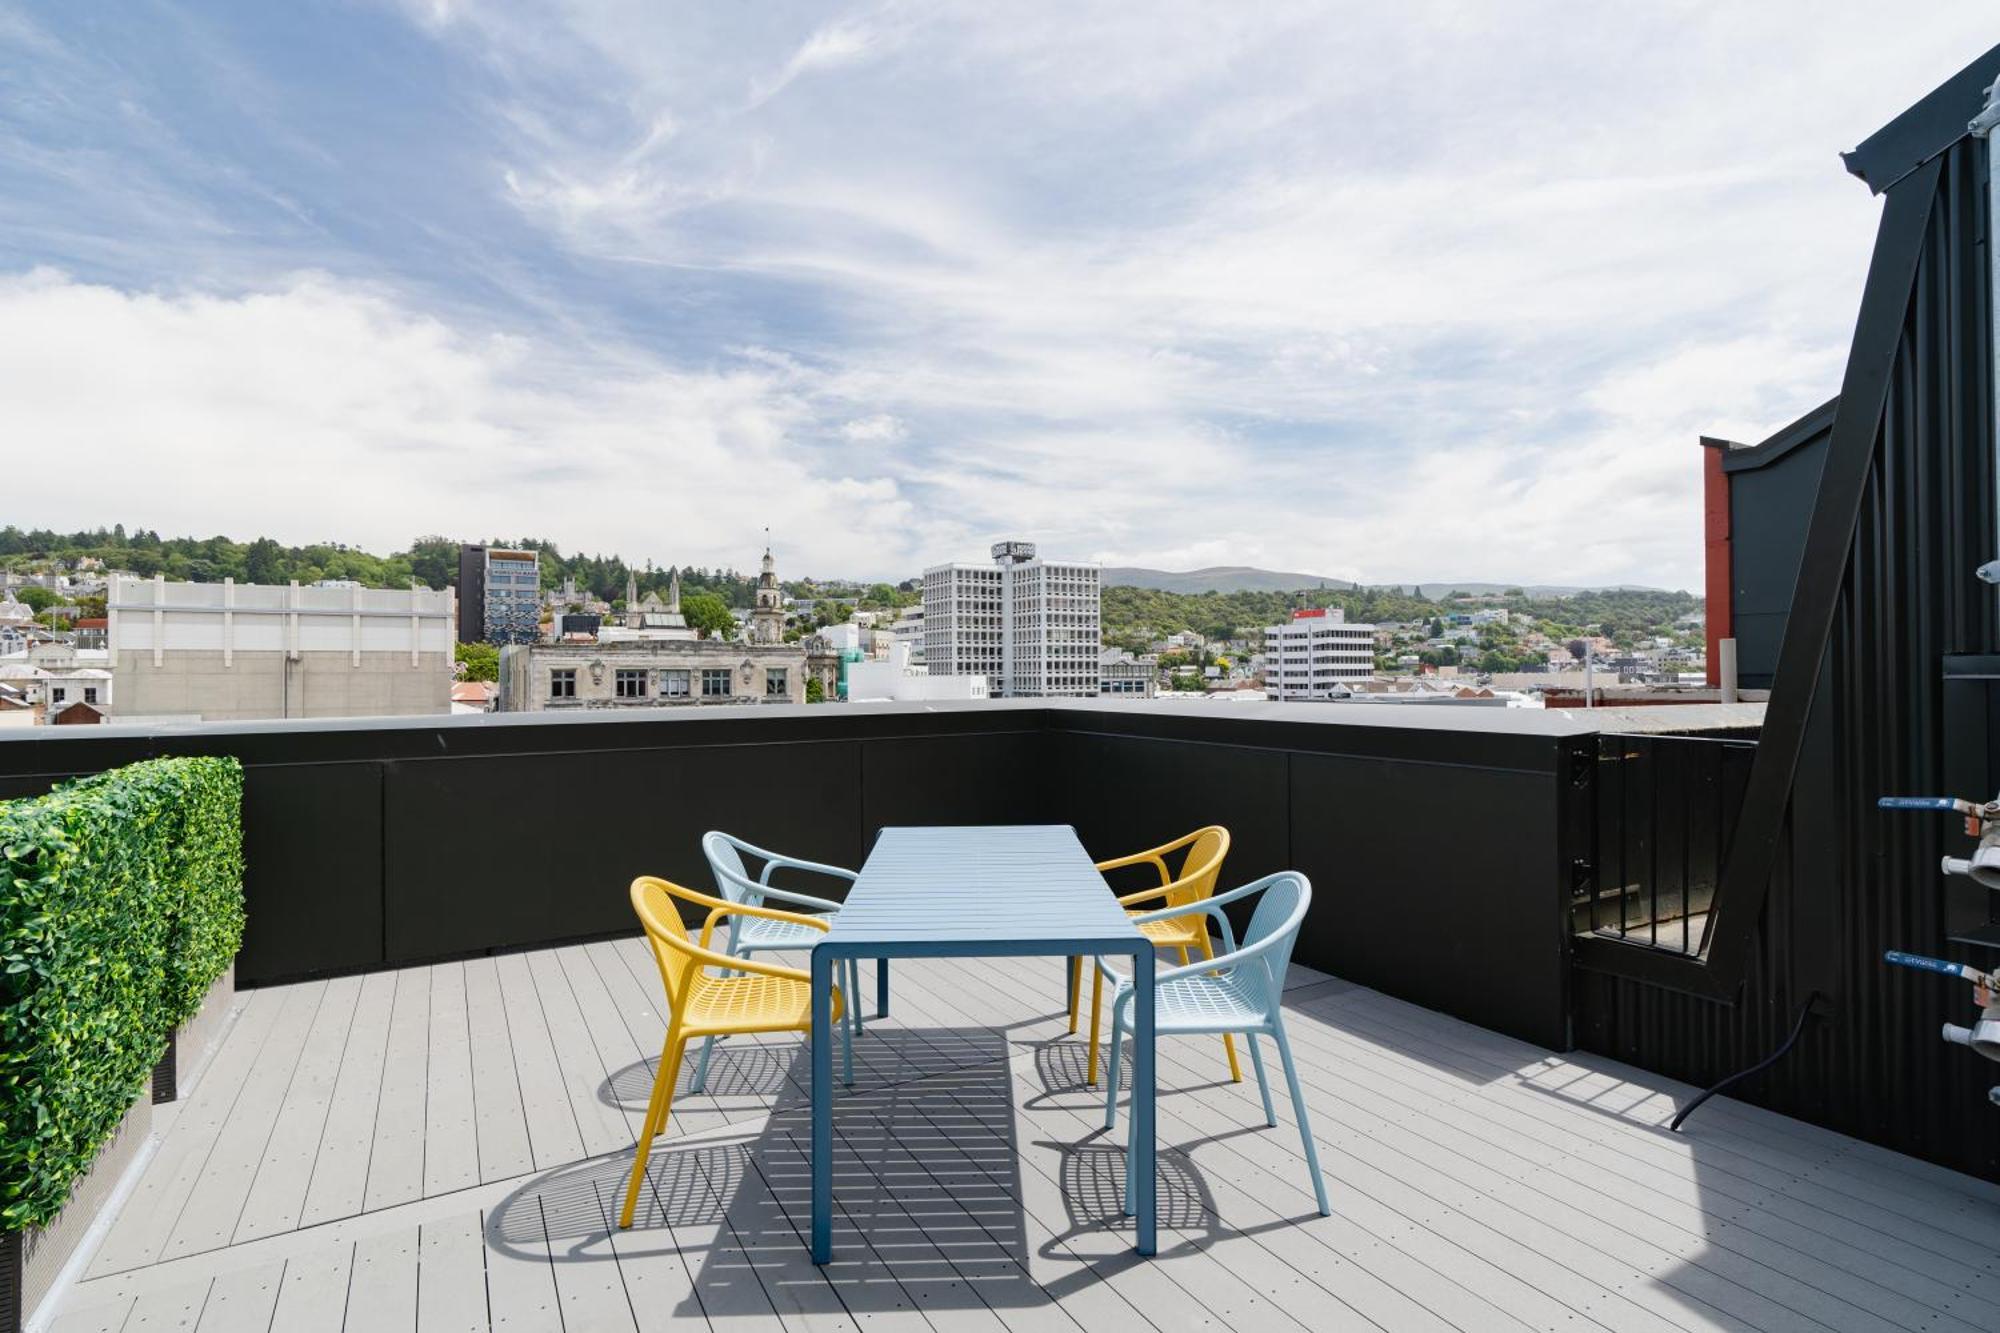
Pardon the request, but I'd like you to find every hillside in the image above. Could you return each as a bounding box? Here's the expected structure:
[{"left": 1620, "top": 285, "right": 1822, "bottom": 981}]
[
  {"left": 1104, "top": 566, "right": 1670, "bottom": 598},
  {"left": 1103, "top": 565, "right": 1358, "bottom": 594},
  {"left": 1101, "top": 584, "right": 1703, "bottom": 653}
]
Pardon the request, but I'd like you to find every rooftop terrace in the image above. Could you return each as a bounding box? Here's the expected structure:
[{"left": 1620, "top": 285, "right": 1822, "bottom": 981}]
[{"left": 42, "top": 942, "right": 2000, "bottom": 1333}]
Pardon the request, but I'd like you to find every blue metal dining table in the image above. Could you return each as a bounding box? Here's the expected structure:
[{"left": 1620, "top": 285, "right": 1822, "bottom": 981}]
[{"left": 810, "top": 824, "right": 1156, "bottom": 1263}]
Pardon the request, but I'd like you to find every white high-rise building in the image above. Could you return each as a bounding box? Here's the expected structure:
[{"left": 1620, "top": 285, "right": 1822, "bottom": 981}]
[
  {"left": 1263, "top": 608, "right": 1377, "bottom": 700},
  {"left": 922, "top": 541, "right": 1100, "bottom": 697}
]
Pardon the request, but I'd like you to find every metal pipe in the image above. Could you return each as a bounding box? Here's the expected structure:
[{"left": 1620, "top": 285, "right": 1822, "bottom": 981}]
[
  {"left": 1718, "top": 637, "right": 1738, "bottom": 704},
  {"left": 1969, "top": 75, "right": 2000, "bottom": 568}
]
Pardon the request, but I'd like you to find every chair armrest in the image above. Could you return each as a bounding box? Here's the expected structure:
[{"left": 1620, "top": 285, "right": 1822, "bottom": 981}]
[
  {"left": 1151, "top": 923, "right": 1291, "bottom": 987},
  {"left": 758, "top": 854, "right": 859, "bottom": 886},
  {"left": 1130, "top": 898, "right": 1208, "bottom": 924},
  {"left": 1095, "top": 850, "right": 1174, "bottom": 885},
  {"left": 1115, "top": 880, "right": 1180, "bottom": 906},
  {"left": 747, "top": 883, "right": 846, "bottom": 914},
  {"left": 678, "top": 931, "right": 815, "bottom": 983},
  {"left": 698, "top": 900, "right": 832, "bottom": 950}
]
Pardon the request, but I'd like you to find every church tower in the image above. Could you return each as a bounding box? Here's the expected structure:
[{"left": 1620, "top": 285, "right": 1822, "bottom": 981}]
[
  {"left": 750, "top": 544, "right": 785, "bottom": 645},
  {"left": 625, "top": 568, "right": 641, "bottom": 629}
]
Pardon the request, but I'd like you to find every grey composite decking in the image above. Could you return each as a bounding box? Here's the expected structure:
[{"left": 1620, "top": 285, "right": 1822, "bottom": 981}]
[{"left": 38, "top": 941, "right": 2000, "bottom": 1333}]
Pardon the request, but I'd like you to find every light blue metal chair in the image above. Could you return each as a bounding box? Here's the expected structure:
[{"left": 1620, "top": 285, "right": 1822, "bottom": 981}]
[
  {"left": 691, "top": 831, "right": 865, "bottom": 1094},
  {"left": 1098, "top": 871, "right": 1329, "bottom": 1216}
]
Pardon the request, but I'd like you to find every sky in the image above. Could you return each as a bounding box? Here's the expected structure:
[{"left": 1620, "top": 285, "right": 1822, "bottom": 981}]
[{"left": 1, "top": 4, "right": 1995, "bottom": 588}]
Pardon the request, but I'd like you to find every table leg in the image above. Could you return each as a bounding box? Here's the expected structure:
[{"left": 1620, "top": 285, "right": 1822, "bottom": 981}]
[
  {"left": 1132, "top": 944, "right": 1156, "bottom": 1256},
  {"left": 812, "top": 946, "right": 835, "bottom": 1264},
  {"left": 877, "top": 957, "right": 890, "bottom": 1018}
]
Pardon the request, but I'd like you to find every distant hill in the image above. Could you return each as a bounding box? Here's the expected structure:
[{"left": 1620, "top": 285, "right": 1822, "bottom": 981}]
[
  {"left": 1102, "top": 567, "right": 1670, "bottom": 598},
  {"left": 1403, "top": 581, "right": 1672, "bottom": 598},
  {"left": 1103, "top": 566, "right": 1359, "bottom": 594}
]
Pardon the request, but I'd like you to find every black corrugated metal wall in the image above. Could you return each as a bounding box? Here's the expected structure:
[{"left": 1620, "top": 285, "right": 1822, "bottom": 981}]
[{"left": 1576, "top": 134, "right": 2000, "bottom": 1180}]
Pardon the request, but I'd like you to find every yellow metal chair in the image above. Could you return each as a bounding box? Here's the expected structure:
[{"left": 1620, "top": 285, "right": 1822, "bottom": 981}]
[
  {"left": 1070, "top": 826, "right": 1236, "bottom": 1086},
  {"left": 619, "top": 875, "right": 848, "bottom": 1230}
]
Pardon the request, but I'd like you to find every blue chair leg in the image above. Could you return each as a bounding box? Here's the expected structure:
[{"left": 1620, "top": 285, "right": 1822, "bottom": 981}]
[
  {"left": 1245, "top": 1032, "right": 1277, "bottom": 1127},
  {"left": 1102, "top": 1007, "right": 1125, "bottom": 1131},
  {"left": 846, "top": 959, "right": 862, "bottom": 1034},
  {"left": 1272, "top": 1019, "right": 1330, "bottom": 1215}
]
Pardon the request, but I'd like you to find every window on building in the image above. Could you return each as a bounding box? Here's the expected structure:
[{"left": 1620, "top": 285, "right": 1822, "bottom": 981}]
[
  {"left": 550, "top": 668, "right": 576, "bottom": 698},
  {"left": 615, "top": 669, "right": 648, "bottom": 698},
  {"left": 661, "top": 670, "right": 690, "bottom": 698},
  {"left": 84, "top": 687, "right": 98, "bottom": 704},
  {"left": 51, "top": 687, "right": 65, "bottom": 703},
  {"left": 701, "top": 668, "right": 731, "bottom": 697},
  {"left": 765, "top": 668, "right": 788, "bottom": 697}
]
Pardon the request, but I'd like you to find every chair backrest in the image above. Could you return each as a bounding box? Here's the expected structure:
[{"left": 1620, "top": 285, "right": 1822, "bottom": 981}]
[
  {"left": 702, "top": 831, "right": 762, "bottom": 909},
  {"left": 1237, "top": 872, "right": 1312, "bottom": 1011},
  {"left": 630, "top": 875, "right": 724, "bottom": 1016},
  {"left": 1163, "top": 825, "right": 1230, "bottom": 912}
]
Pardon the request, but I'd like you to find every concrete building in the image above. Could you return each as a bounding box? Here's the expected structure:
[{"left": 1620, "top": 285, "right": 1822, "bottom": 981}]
[
  {"left": 891, "top": 606, "right": 925, "bottom": 665},
  {"left": 109, "top": 575, "right": 454, "bottom": 721},
  {"left": 1099, "top": 648, "right": 1158, "bottom": 697},
  {"left": 845, "top": 642, "right": 988, "bottom": 703},
  {"left": 1263, "top": 607, "right": 1378, "bottom": 701},
  {"left": 922, "top": 540, "right": 1100, "bottom": 697},
  {"left": 497, "top": 639, "right": 805, "bottom": 710},
  {"left": 456, "top": 545, "right": 541, "bottom": 645}
]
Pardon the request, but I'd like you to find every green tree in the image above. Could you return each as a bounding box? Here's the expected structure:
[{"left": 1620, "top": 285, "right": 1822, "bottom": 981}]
[
  {"left": 407, "top": 535, "right": 458, "bottom": 590},
  {"left": 682, "top": 591, "right": 736, "bottom": 639},
  {"left": 454, "top": 641, "right": 499, "bottom": 682},
  {"left": 244, "top": 537, "right": 284, "bottom": 585},
  {"left": 805, "top": 677, "right": 827, "bottom": 703},
  {"left": 15, "top": 585, "right": 56, "bottom": 612}
]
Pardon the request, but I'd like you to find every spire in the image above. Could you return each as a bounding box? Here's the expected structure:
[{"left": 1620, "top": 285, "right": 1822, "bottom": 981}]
[
  {"left": 625, "top": 568, "right": 640, "bottom": 629},
  {"left": 667, "top": 568, "right": 681, "bottom": 613}
]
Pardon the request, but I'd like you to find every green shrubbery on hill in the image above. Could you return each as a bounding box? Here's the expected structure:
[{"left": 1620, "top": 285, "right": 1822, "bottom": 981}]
[{"left": 1101, "top": 585, "right": 1701, "bottom": 652}]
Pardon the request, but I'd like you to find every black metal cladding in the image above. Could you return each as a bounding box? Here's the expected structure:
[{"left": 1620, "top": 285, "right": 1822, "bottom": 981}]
[
  {"left": 0, "top": 700, "right": 1592, "bottom": 1051},
  {"left": 1718, "top": 401, "right": 1835, "bottom": 690},
  {"left": 1576, "top": 121, "right": 2000, "bottom": 1181}
]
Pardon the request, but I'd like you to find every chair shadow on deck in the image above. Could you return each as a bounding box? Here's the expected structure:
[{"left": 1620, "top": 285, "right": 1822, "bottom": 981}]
[
  {"left": 598, "top": 1039, "right": 796, "bottom": 1108},
  {"left": 496, "top": 1024, "right": 1212, "bottom": 1316}
]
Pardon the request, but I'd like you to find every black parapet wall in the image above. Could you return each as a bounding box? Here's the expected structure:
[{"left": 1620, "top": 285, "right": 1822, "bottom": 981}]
[{"left": 0, "top": 699, "right": 1600, "bottom": 1050}]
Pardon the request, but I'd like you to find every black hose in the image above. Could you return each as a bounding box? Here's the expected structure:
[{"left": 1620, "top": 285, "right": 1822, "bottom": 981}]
[{"left": 1669, "top": 990, "right": 1820, "bottom": 1133}]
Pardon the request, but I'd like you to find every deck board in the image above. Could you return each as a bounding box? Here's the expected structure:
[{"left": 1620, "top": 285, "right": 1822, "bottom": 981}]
[
  {"left": 234, "top": 974, "right": 365, "bottom": 1243},
  {"left": 298, "top": 971, "right": 398, "bottom": 1227},
  {"left": 42, "top": 941, "right": 2000, "bottom": 1333},
  {"left": 424, "top": 964, "right": 482, "bottom": 1197}
]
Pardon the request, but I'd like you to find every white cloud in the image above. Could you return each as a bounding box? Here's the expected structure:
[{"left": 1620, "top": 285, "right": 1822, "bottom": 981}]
[
  {"left": 8, "top": 4, "right": 2000, "bottom": 585},
  {"left": 0, "top": 270, "right": 922, "bottom": 574},
  {"left": 837, "top": 413, "right": 908, "bottom": 443}
]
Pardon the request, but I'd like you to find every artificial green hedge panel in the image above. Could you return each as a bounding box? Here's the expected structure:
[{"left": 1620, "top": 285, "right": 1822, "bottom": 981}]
[{"left": 0, "top": 756, "right": 244, "bottom": 1231}]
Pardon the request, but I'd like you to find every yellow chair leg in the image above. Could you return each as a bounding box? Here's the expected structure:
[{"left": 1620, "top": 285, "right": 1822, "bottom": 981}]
[
  {"left": 1068, "top": 956, "right": 1081, "bottom": 1033},
  {"left": 1086, "top": 966, "right": 1105, "bottom": 1085},
  {"left": 621, "top": 1028, "right": 686, "bottom": 1229},
  {"left": 1195, "top": 936, "right": 1244, "bottom": 1082}
]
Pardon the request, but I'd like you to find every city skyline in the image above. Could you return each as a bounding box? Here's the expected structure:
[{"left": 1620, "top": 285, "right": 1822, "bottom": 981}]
[{"left": 3, "top": 6, "right": 1994, "bottom": 586}]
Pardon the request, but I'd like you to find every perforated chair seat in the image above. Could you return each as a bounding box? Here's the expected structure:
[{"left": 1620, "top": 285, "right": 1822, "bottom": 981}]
[
  {"left": 686, "top": 972, "right": 845, "bottom": 1036},
  {"left": 1134, "top": 914, "right": 1206, "bottom": 950},
  {"left": 734, "top": 911, "right": 835, "bottom": 952},
  {"left": 1108, "top": 971, "right": 1268, "bottom": 1034}
]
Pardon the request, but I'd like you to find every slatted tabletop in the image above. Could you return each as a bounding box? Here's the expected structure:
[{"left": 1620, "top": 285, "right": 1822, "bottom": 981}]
[
  {"left": 810, "top": 824, "right": 1157, "bottom": 1263},
  {"left": 826, "top": 824, "right": 1147, "bottom": 946}
]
